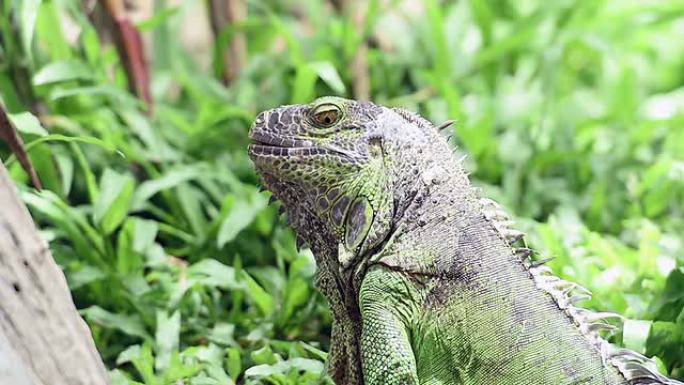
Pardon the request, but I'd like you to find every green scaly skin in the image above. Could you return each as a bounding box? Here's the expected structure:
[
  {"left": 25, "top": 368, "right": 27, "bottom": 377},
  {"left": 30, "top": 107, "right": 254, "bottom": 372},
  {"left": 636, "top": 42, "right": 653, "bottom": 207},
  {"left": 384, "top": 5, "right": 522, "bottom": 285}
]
[{"left": 248, "top": 97, "right": 681, "bottom": 385}]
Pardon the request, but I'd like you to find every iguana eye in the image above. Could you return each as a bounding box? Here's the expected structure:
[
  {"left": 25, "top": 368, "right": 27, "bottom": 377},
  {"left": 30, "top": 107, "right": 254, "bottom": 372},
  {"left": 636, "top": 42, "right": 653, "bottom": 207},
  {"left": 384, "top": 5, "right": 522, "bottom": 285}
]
[{"left": 311, "top": 104, "right": 342, "bottom": 127}]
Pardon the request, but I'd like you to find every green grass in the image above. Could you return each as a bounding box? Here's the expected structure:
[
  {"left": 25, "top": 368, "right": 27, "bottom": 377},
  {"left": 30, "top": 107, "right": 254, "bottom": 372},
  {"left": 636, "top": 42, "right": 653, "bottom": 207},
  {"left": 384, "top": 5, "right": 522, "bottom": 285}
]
[{"left": 1, "top": 0, "right": 683, "bottom": 384}]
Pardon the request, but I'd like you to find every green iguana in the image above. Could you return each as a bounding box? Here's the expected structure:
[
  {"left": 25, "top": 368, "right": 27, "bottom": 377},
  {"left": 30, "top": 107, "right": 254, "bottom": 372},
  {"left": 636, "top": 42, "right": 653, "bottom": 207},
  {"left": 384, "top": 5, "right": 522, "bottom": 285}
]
[{"left": 248, "top": 96, "right": 681, "bottom": 385}]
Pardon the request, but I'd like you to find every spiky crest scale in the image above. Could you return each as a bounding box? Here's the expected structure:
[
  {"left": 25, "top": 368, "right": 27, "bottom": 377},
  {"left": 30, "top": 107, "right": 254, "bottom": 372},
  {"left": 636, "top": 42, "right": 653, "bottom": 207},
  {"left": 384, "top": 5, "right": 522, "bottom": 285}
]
[
  {"left": 392, "top": 107, "right": 435, "bottom": 132},
  {"left": 480, "top": 197, "right": 682, "bottom": 385}
]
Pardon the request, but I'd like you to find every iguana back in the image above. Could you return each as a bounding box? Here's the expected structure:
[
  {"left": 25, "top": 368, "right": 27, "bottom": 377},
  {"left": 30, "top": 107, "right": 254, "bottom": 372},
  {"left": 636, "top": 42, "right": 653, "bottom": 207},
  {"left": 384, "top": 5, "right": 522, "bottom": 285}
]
[{"left": 248, "top": 97, "right": 680, "bottom": 385}]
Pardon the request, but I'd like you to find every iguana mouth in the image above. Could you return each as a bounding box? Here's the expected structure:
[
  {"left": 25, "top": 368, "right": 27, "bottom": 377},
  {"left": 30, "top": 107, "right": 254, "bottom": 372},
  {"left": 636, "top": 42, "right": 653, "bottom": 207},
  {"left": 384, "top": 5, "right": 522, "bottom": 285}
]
[
  {"left": 248, "top": 131, "right": 356, "bottom": 158},
  {"left": 248, "top": 131, "right": 316, "bottom": 156},
  {"left": 249, "top": 131, "right": 315, "bottom": 149}
]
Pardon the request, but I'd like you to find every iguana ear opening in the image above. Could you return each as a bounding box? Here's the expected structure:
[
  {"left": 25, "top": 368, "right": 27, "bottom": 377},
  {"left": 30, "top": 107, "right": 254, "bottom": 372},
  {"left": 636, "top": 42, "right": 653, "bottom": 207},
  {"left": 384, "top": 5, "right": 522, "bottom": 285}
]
[
  {"left": 345, "top": 198, "right": 374, "bottom": 250},
  {"left": 338, "top": 197, "right": 374, "bottom": 267}
]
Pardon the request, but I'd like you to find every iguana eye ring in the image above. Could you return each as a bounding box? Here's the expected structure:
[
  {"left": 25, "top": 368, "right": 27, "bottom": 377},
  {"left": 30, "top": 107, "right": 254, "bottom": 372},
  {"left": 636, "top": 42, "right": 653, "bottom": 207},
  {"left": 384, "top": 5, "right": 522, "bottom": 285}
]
[{"left": 311, "top": 103, "right": 342, "bottom": 127}]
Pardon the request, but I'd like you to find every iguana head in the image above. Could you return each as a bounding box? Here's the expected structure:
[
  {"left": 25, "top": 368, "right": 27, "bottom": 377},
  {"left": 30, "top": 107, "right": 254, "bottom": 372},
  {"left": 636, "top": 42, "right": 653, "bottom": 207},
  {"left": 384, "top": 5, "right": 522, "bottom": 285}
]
[{"left": 248, "top": 96, "right": 449, "bottom": 268}]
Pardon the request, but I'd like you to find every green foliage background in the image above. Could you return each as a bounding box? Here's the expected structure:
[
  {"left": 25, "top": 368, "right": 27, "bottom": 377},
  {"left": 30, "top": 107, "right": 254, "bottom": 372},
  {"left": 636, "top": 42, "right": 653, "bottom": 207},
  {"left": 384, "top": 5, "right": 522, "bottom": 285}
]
[{"left": 1, "top": 0, "right": 683, "bottom": 384}]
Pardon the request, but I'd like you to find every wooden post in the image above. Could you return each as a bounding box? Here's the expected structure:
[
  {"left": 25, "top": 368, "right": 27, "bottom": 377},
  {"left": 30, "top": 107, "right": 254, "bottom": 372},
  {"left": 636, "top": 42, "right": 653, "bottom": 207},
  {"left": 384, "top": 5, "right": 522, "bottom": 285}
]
[{"left": 0, "top": 163, "right": 109, "bottom": 385}]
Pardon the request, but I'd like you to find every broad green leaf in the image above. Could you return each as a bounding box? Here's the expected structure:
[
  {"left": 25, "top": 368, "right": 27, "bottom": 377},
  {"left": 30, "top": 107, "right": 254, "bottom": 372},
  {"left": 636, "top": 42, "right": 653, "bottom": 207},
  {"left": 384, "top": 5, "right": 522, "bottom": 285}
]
[
  {"left": 48, "top": 85, "right": 137, "bottom": 106},
  {"left": 33, "top": 59, "right": 93, "bottom": 85},
  {"left": 93, "top": 169, "right": 135, "bottom": 235},
  {"left": 292, "top": 62, "right": 346, "bottom": 103},
  {"left": 110, "top": 369, "right": 145, "bottom": 385},
  {"left": 8, "top": 111, "right": 48, "bottom": 136},
  {"left": 202, "top": 364, "right": 233, "bottom": 385},
  {"left": 187, "top": 259, "right": 241, "bottom": 290},
  {"left": 282, "top": 277, "right": 309, "bottom": 321},
  {"left": 21, "top": 134, "right": 117, "bottom": 154},
  {"left": 468, "top": 0, "right": 493, "bottom": 44},
  {"left": 81, "top": 306, "right": 151, "bottom": 340},
  {"left": 20, "top": 0, "right": 42, "bottom": 62},
  {"left": 21, "top": 190, "right": 105, "bottom": 262},
  {"left": 425, "top": 0, "right": 450, "bottom": 77},
  {"left": 176, "top": 183, "right": 206, "bottom": 238},
  {"left": 116, "top": 345, "right": 142, "bottom": 365},
  {"left": 132, "top": 164, "right": 208, "bottom": 209},
  {"left": 216, "top": 196, "right": 245, "bottom": 247},
  {"left": 67, "top": 265, "right": 106, "bottom": 290},
  {"left": 163, "top": 353, "right": 204, "bottom": 383},
  {"left": 623, "top": 319, "right": 652, "bottom": 354},
  {"left": 131, "top": 345, "right": 158, "bottom": 385},
  {"left": 35, "top": 1, "right": 70, "bottom": 60},
  {"left": 217, "top": 191, "right": 269, "bottom": 248},
  {"left": 117, "top": 218, "right": 157, "bottom": 274},
  {"left": 300, "top": 342, "right": 328, "bottom": 361},
  {"left": 243, "top": 273, "right": 275, "bottom": 317},
  {"left": 226, "top": 348, "right": 242, "bottom": 381},
  {"left": 244, "top": 358, "right": 324, "bottom": 378},
  {"left": 133, "top": 219, "right": 159, "bottom": 254},
  {"left": 181, "top": 344, "right": 225, "bottom": 365},
  {"left": 23, "top": 144, "right": 60, "bottom": 192},
  {"left": 0, "top": 73, "right": 23, "bottom": 111},
  {"left": 206, "top": 323, "right": 237, "bottom": 347},
  {"left": 118, "top": 110, "right": 178, "bottom": 161},
  {"left": 291, "top": 64, "right": 318, "bottom": 104},
  {"left": 69, "top": 143, "right": 99, "bottom": 203},
  {"left": 137, "top": 6, "right": 180, "bottom": 31},
  {"left": 250, "top": 345, "right": 278, "bottom": 365},
  {"left": 54, "top": 151, "right": 74, "bottom": 196},
  {"left": 155, "top": 311, "right": 181, "bottom": 371},
  {"left": 648, "top": 321, "right": 684, "bottom": 365},
  {"left": 310, "top": 61, "right": 346, "bottom": 94},
  {"left": 81, "top": 26, "right": 101, "bottom": 65}
]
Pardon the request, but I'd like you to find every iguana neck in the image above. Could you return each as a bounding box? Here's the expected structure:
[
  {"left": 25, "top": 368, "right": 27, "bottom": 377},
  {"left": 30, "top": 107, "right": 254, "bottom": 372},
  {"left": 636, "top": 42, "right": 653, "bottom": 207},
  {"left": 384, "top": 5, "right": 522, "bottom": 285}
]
[
  {"left": 361, "top": 150, "right": 488, "bottom": 273},
  {"left": 316, "top": 159, "right": 482, "bottom": 385}
]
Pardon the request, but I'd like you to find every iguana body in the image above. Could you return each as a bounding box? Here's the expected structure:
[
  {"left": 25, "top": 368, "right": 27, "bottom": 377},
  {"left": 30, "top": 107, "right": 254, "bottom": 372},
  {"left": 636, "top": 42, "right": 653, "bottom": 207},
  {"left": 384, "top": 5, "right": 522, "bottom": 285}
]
[{"left": 248, "top": 97, "right": 680, "bottom": 385}]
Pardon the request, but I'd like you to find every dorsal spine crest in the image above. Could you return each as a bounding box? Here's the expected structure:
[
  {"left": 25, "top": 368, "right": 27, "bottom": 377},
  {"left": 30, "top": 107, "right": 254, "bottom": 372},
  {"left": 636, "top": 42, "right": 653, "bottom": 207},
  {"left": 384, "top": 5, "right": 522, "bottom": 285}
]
[{"left": 478, "top": 196, "right": 681, "bottom": 385}]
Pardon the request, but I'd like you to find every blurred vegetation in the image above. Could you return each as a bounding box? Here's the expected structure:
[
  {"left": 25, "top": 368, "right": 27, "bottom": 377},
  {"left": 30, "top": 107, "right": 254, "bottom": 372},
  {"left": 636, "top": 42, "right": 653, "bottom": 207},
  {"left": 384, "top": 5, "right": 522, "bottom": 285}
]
[{"left": 1, "top": 0, "right": 683, "bottom": 384}]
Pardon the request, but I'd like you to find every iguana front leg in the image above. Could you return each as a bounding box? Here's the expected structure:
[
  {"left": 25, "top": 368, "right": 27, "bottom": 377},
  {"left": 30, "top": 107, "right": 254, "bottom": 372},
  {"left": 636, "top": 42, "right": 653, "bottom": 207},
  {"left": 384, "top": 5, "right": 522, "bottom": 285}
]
[{"left": 358, "top": 265, "right": 420, "bottom": 385}]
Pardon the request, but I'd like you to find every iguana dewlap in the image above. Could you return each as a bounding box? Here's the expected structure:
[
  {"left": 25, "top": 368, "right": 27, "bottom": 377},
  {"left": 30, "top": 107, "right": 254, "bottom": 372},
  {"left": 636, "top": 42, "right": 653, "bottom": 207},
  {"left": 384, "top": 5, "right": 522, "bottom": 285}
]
[{"left": 248, "top": 97, "right": 680, "bottom": 385}]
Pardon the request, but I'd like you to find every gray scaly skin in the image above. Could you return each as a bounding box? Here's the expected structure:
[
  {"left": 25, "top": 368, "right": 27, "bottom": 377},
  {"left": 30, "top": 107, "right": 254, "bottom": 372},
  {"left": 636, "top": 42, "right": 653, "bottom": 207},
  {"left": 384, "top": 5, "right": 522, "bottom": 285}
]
[{"left": 248, "top": 96, "right": 682, "bottom": 385}]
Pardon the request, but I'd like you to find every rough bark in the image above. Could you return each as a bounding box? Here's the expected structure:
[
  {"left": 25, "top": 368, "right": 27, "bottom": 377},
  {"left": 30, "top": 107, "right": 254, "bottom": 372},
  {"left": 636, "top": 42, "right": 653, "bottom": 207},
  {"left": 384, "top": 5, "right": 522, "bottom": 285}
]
[{"left": 0, "top": 163, "right": 109, "bottom": 385}]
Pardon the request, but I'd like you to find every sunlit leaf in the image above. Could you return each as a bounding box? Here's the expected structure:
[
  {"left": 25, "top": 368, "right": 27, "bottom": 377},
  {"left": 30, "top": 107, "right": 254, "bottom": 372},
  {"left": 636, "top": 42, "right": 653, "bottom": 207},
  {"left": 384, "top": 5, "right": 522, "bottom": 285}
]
[
  {"left": 33, "top": 60, "right": 93, "bottom": 85},
  {"left": 81, "top": 306, "right": 151, "bottom": 340},
  {"left": 623, "top": 319, "right": 652, "bottom": 354},
  {"left": 93, "top": 169, "right": 135, "bottom": 235},
  {"left": 155, "top": 310, "right": 181, "bottom": 371},
  {"left": 8, "top": 111, "right": 48, "bottom": 136}
]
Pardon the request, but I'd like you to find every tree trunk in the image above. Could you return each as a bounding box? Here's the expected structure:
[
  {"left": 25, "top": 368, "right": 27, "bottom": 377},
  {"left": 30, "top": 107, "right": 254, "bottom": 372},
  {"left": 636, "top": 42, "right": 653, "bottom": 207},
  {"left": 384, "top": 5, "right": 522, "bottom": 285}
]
[{"left": 0, "top": 163, "right": 109, "bottom": 385}]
